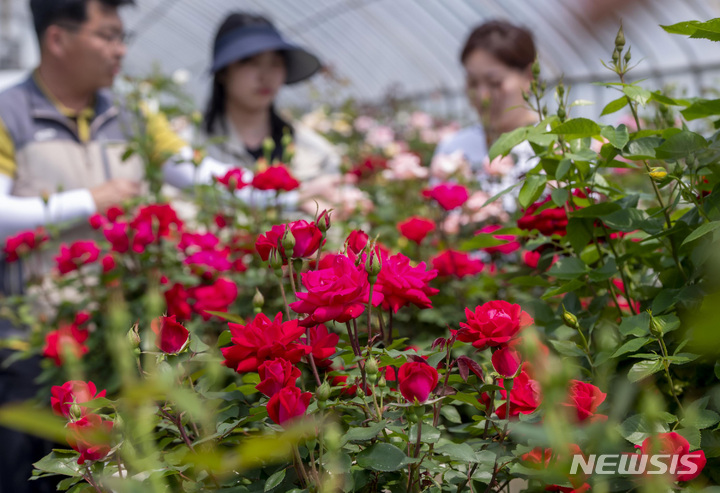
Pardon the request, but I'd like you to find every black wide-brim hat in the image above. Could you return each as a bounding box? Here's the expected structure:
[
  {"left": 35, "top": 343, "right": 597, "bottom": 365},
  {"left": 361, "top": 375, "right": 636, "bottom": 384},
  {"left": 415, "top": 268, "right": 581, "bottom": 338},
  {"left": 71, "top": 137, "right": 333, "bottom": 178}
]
[{"left": 210, "top": 24, "right": 322, "bottom": 84}]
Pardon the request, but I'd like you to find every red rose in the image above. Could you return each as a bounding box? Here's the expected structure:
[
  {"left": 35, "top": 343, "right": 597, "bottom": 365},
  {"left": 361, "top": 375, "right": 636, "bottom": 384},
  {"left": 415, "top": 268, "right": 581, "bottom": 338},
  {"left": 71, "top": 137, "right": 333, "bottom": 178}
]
[
  {"left": 517, "top": 196, "right": 569, "bottom": 237},
  {"left": 251, "top": 165, "right": 300, "bottom": 191},
  {"left": 397, "top": 216, "right": 436, "bottom": 244},
  {"left": 489, "top": 368, "right": 541, "bottom": 419},
  {"left": 184, "top": 250, "right": 232, "bottom": 275},
  {"left": 639, "top": 432, "right": 706, "bottom": 482},
  {"left": 178, "top": 232, "right": 221, "bottom": 252},
  {"left": 130, "top": 203, "right": 183, "bottom": 239},
  {"left": 289, "top": 255, "right": 384, "bottom": 326},
  {"left": 350, "top": 155, "right": 387, "bottom": 180},
  {"left": 562, "top": 380, "right": 607, "bottom": 423},
  {"left": 103, "top": 222, "right": 130, "bottom": 253},
  {"left": 397, "top": 361, "right": 439, "bottom": 404},
  {"left": 302, "top": 324, "right": 339, "bottom": 369},
  {"left": 100, "top": 254, "right": 116, "bottom": 273},
  {"left": 188, "top": 278, "right": 237, "bottom": 320},
  {"left": 422, "top": 183, "right": 469, "bottom": 210},
  {"left": 256, "top": 358, "right": 301, "bottom": 397},
  {"left": 106, "top": 206, "right": 124, "bottom": 222},
  {"left": 431, "top": 250, "right": 484, "bottom": 278},
  {"left": 51, "top": 380, "right": 106, "bottom": 418},
  {"left": 345, "top": 230, "right": 369, "bottom": 255},
  {"left": 221, "top": 312, "right": 310, "bottom": 373},
  {"left": 88, "top": 213, "right": 105, "bottom": 230},
  {"left": 523, "top": 444, "right": 590, "bottom": 492},
  {"left": 217, "top": 168, "right": 249, "bottom": 191},
  {"left": 456, "top": 300, "right": 533, "bottom": 350},
  {"left": 523, "top": 250, "right": 541, "bottom": 268},
  {"left": 55, "top": 241, "right": 101, "bottom": 274},
  {"left": 151, "top": 315, "right": 190, "bottom": 354},
  {"left": 255, "top": 224, "right": 284, "bottom": 262},
  {"left": 266, "top": 386, "right": 312, "bottom": 426},
  {"left": 375, "top": 252, "right": 439, "bottom": 313},
  {"left": 474, "top": 225, "right": 521, "bottom": 255},
  {"left": 256, "top": 221, "right": 324, "bottom": 262},
  {"left": 491, "top": 346, "right": 522, "bottom": 378},
  {"left": 3, "top": 228, "right": 49, "bottom": 262},
  {"left": 43, "top": 324, "right": 89, "bottom": 366},
  {"left": 66, "top": 414, "right": 113, "bottom": 464},
  {"left": 164, "top": 283, "right": 192, "bottom": 322}
]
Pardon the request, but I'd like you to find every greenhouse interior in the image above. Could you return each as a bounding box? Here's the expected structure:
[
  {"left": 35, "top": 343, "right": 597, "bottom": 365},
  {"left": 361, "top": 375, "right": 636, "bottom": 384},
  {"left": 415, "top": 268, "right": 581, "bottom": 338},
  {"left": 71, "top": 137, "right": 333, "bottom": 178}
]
[{"left": 1, "top": 0, "right": 720, "bottom": 492}]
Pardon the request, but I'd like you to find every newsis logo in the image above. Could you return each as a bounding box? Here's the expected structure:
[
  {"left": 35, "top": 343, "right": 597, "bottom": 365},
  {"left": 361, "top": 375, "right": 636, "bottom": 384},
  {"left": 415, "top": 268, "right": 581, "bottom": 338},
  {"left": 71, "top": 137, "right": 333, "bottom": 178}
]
[{"left": 570, "top": 453, "right": 705, "bottom": 476}]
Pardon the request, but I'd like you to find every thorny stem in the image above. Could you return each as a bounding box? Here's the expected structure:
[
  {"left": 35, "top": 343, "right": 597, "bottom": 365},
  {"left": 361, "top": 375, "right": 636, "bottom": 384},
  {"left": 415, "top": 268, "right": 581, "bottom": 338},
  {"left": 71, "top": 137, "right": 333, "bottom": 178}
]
[
  {"left": 277, "top": 276, "right": 292, "bottom": 320},
  {"left": 658, "top": 336, "right": 684, "bottom": 412},
  {"left": 306, "top": 326, "right": 322, "bottom": 386},
  {"left": 292, "top": 445, "right": 311, "bottom": 489},
  {"left": 287, "top": 259, "right": 298, "bottom": 296}
]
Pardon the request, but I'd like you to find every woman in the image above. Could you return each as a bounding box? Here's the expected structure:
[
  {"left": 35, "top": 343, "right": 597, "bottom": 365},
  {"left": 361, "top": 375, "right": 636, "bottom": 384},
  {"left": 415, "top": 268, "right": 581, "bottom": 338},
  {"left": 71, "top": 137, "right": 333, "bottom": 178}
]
[
  {"left": 434, "top": 20, "right": 539, "bottom": 212},
  {"left": 202, "top": 13, "right": 344, "bottom": 213}
]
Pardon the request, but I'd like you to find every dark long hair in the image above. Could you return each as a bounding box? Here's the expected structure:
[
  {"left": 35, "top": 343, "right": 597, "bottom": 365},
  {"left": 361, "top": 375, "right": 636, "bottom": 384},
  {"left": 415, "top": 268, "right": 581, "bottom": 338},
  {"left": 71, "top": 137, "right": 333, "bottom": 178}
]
[
  {"left": 203, "top": 13, "right": 274, "bottom": 134},
  {"left": 460, "top": 20, "right": 535, "bottom": 70}
]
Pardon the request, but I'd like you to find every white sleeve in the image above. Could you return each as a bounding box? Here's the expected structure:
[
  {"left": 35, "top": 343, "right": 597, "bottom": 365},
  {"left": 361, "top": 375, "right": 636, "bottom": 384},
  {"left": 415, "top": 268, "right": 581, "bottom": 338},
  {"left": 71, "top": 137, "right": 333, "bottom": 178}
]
[
  {"left": 162, "top": 147, "right": 299, "bottom": 211},
  {"left": 0, "top": 174, "right": 96, "bottom": 242}
]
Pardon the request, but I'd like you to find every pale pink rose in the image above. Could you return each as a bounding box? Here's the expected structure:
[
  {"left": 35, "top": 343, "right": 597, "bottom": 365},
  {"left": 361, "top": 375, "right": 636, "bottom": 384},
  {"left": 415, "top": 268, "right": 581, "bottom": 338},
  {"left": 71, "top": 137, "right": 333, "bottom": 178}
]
[
  {"left": 441, "top": 212, "right": 463, "bottom": 235},
  {"left": 382, "top": 152, "right": 429, "bottom": 180},
  {"left": 483, "top": 154, "right": 515, "bottom": 177},
  {"left": 465, "top": 191, "right": 510, "bottom": 223},
  {"left": 431, "top": 151, "right": 471, "bottom": 181},
  {"left": 366, "top": 125, "right": 395, "bottom": 148},
  {"left": 337, "top": 187, "right": 374, "bottom": 218},
  {"left": 410, "top": 111, "right": 433, "bottom": 130},
  {"left": 354, "top": 115, "right": 376, "bottom": 133},
  {"left": 420, "top": 129, "right": 440, "bottom": 144},
  {"left": 383, "top": 140, "right": 409, "bottom": 157}
]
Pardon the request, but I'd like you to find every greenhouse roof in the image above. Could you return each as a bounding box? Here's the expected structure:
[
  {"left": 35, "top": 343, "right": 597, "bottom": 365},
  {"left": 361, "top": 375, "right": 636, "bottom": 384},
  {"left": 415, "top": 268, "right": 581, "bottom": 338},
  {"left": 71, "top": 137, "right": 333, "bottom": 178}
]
[{"left": 3, "top": 0, "right": 720, "bottom": 119}]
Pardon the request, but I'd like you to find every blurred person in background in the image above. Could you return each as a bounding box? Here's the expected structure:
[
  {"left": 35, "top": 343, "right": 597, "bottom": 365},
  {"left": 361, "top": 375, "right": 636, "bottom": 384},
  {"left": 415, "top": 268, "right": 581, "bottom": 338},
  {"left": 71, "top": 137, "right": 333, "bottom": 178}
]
[
  {"left": 433, "top": 20, "right": 539, "bottom": 215},
  {"left": 202, "top": 12, "right": 351, "bottom": 216}
]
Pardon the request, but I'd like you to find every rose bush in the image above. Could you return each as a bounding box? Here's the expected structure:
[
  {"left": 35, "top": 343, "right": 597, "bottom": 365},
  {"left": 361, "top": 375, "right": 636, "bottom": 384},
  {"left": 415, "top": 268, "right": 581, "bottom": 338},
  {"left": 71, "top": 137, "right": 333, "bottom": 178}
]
[{"left": 0, "top": 21, "right": 719, "bottom": 493}]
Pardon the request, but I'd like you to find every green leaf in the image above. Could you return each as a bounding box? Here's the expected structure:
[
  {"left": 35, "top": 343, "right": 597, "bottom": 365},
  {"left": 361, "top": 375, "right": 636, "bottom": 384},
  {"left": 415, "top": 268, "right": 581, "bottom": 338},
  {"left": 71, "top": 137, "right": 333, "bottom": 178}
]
[
  {"left": 618, "top": 312, "right": 650, "bottom": 337},
  {"left": 409, "top": 424, "right": 441, "bottom": 443},
  {"left": 650, "top": 92, "right": 687, "bottom": 106},
  {"left": 459, "top": 235, "right": 507, "bottom": 251},
  {"left": 205, "top": 311, "right": 246, "bottom": 324},
  {"left": 600, "top": 97, "right": 628, "bottom": 116},
  {"left": 588, "top": 258, "right": 617, "bottom": 282},
  {"left": 681, "top": 221, "right": 720, "bottom": 246},
  {"left": 681, "top": 99, "right": 720, "bottom": 121},
  {"left": 661, "top": 20, "right": 704, "bottom": 35},
  {"left": 548, "top": 118, "right": 601, "bottom": 138},
  {"left": 555, "top": 159, "right": 572, "bottom": 181},
  {"left": 488, "top": 127, "right": 529, "bottom": 160},
  {"left": 619, "top": 414, "right": 669, "bottom": 445},
  {"left": 447, "top": 392, "right": 485, "bottom": 411},
  {"left": 612, "top": 337, "right": 651, "bottom": 358},
  {"left": 716, "top": 361, "right": 720, "bottom": 381},
  {"left": 551, "top": 188, "right": 569, "bottom": 207},
  {"left": 341, "top": 421, "right": 387, "bottom": 444},
  {"left": 435, "top": 442, "right": 478, "bottom": 463},
  {"left": 601, "top": 124, "right": 630, "bottom": 149},
  {"left": 655, "top": 130, "right": 708, "bottom": 159},
  {"left": 355, "top": 443, "right": 409, "bottom": 472},
  {"left": 518, "top": 174, "right": 547, "bottom": 209},
  {"left": 565, "top": 218, "right": 591, "bottom": 254},
  {"left": 682, "top": 409, "right": 720, "bottom": 430},
  {"left": 264, "top": 469, "right": 286, "bottom": 492},
  {"left": 624, "top": 137, "right": 662, "bottom": 160},
  {"left": 440, "top": 406, "right": 462, "bottom": 424},
  {"left": 571, "top": 202, "right": 622, "bottom": 218},
  {"left": 628, "top": 360, "right": 664, "bottom": 382},
  {"left": 33, "top": 452, "right": 82, "bottom": 477},
  {"left": 542, "top": 279, "right": 585, "bottom": 299},
  {"left": 547, "top": 257, "right": 586, "bottom": 280},
  {"left": 623, "top": 86, "right": 652, "bottom": 106},
  {"left": 550, "top": 340, "right": 585, "bottom": 358}
]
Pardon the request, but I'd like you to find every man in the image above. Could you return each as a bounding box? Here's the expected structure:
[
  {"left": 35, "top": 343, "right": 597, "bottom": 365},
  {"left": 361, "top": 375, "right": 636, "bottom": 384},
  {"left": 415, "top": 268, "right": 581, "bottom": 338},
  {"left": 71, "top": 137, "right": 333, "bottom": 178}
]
[{"left": 0, "top": 1, "right": 171, "bottom": 491}]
